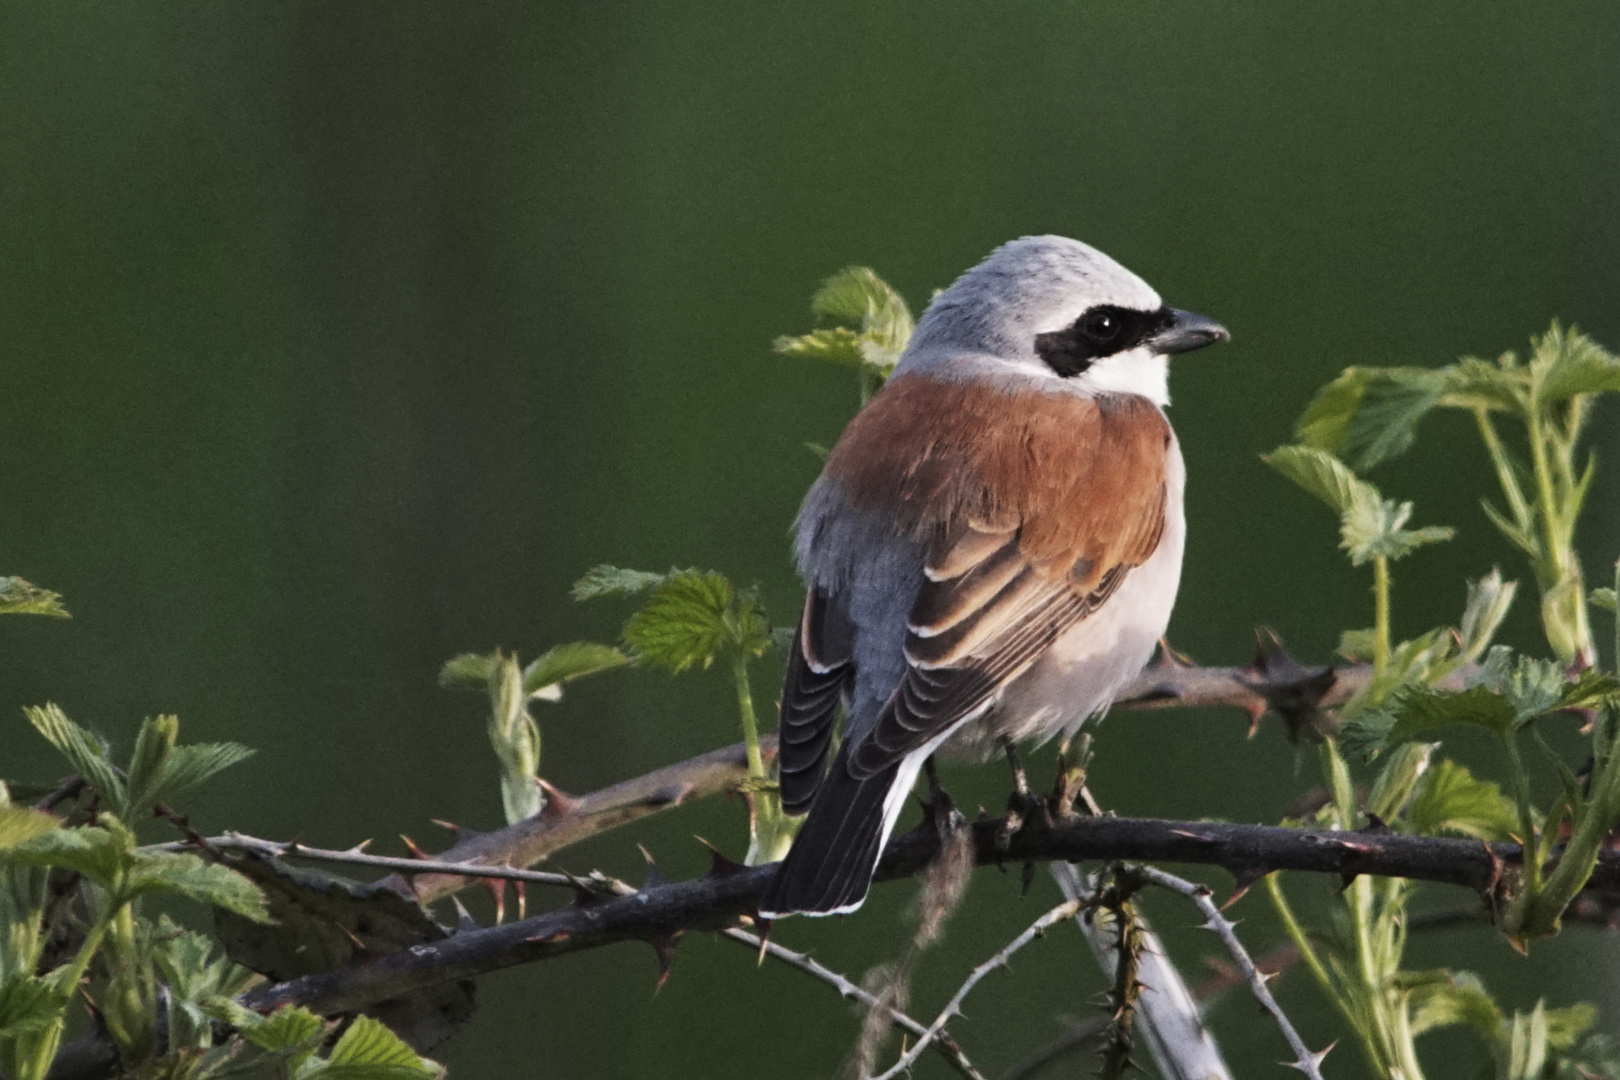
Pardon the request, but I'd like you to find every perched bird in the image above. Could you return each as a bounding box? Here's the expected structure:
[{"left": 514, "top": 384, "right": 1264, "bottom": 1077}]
[{"left": 758, "top": 235, "right": 1228, "bottom": 919}]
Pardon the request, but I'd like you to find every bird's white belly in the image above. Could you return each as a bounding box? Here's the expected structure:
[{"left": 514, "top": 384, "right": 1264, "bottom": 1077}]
[{"left": 942, "top": 441, "right": 1186, "bottom": 760}]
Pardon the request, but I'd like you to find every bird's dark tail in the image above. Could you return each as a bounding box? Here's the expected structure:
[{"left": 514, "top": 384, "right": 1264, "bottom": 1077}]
[{"left": 757, "top": 746, "right": 909, "bottom": 919}]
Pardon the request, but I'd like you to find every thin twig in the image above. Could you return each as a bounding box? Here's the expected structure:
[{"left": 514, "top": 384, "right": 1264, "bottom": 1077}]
[
  {"left": 1136, "top": 865, "right": 1331, "bottom": 1080},
  {"left": 149, "top": 833, "right": 592, "bottom": 889},
  {"left": 720, "top": 928, "right": 986, "bottom": 1080},
  {"left": 869, "top": 899, "right": 1085, "bottom": 1080}
]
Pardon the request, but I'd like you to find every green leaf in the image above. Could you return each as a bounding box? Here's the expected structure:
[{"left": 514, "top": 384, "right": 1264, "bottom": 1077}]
[
  {"left": 1407, "top": 760, "right": 1520, "bottom": 841},
  {"left": 571, "top": 565, "right": 668, "bottom": 601},
  {"left": 9, "top": 823, "right": 129, "bottom": 885},
  {"left": 1341, "top": 496, "right": 1453, "bottom": 564},
  {"left": 1542, "top": 1002, "right": 1597, "bottom": 1051},
  {"left": 1336, "top": 628, "right": 1378, "bottom": 661},
  {"left": 1530, "top": 323, "right": 1620, "bottom": 408},
  {"left": 1263, "top": 444, "right": 1371, "bottom": 514},
  {"left": 1592, "top": 587, "right": 1618, "bottom": 613},
  {"left": 771, "top": 327, "right": 865, "bottom": 368},
  {"left": 1435, "top": 353, "right": 1529, "bottom": 413},
  {"left": 1365, "top": 742, "right": 1436, "bottom": 824},
  {"left": 1459, "top": 569, "right": 1517, "bottom": 663},
  {"left": 0, "top": 975, "right": 71, "bottom": 1040},
  {"left": 128, "top": 851, "right": 271, "bottom": 923},
  {"left": 0, "top": 807, "right": 58, "bottom": 853},
  {"left": 153, "top": 742, "right": 257, "bottom": 810},
  {"left": 25, "top": 704, "right": 125, "bottom": 808},
  {"left": 775, "top": 267, "right": 914, "bottom": 375},
  {"left": 1380, "top": 685, "right": 1518, "bottom": 748},
  {"left": 1407, "top": 970, "right": 1503, "bottom": 1038},
  {"left": 623, "top": 571, "right": 734, "bottom": 673},
  {"left": 522, "top": 642, "right": 629, "bottom": 697},
  {"left": 240, "top": 1004, "right": 326, "bottom": 1055},
  {"left": 0, "top": 577, "right": 69, "bottom": 618},
  {"left": 124, "top": 715, "right": 179, "bottom": 819},
  {"left": 1502, "top": 1002, "right": 1551, "bottom": 1080},
  {"left": 1295, "top": 367, "right": 1446, "bottom": 470},
  {"left": 1262, "top": 446, "right": 1451, "bottom": 565},
  {"left": 317, "top": 1014, "right": 445, "bottom": 1079},
  {"left": 437, "top": 652, "right": 496, "bottom": 690}
]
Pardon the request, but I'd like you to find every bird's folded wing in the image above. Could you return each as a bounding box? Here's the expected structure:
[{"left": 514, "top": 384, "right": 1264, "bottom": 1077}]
[
  {"left": 847, "top": 510, "right": 1161, "bottom": 779},
  {"left": 777, "top": 588, "right": 856, "bottom": 813}
]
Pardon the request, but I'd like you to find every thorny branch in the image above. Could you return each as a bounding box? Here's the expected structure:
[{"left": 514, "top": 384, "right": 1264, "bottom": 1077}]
[
  {"left": 1136, "top": 865, "right": 1331, "bottom": 1080},
  {"left": 868, "top": 898, "right": 1086, "bottom": 1080},
  {"left": 228, "top": 812, "right": 1620, "bottom": 1020},
  {"left": 720, "top": 927, "right": 986, "bottom": 1080},
  {"left": 389, "top": 646, "right": 1370, "bottom": 908}
]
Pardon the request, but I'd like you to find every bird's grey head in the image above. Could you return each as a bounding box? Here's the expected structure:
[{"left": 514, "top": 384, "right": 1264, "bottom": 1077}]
[{"left": 894, "top": 235, "right": 1228, "bottom": 405}]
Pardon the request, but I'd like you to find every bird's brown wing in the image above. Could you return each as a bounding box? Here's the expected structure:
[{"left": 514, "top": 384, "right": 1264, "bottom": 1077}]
[{"left": 820, "top": 380, "right": 1173, "bottom": 779}]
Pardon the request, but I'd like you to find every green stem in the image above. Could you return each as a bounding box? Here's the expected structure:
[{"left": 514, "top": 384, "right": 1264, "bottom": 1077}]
[
  {"left": 1473, "top": 408, "right": 1534, "bottom": 534},
  {"left": 731, "top": 652, "right": 765, "bottom": 783},
  {"left": 1373, "top": 556, "right": 1391, "bottom": 682},
  {"left": 1266, "top": 874, "right": 1384, "bottom": 1076},
  {"left": 1501, "top": 733, "right": 1541, "bottom": 896},
  {"left": 1513, "top": 717, "right": 1620, "bottom": 938}
]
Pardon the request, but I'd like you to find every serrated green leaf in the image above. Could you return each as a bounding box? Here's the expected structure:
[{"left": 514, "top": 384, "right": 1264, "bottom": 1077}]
[
  {"left": 437, "top": 653, "right": 495, "bottom": 690},
  {"left": 776, "top": 267, "right": 914, "bottom": 376},
  {"left": 0, "top": 807, "right": 58, "bottom": 853},
  {"left": 1339, "top": 713, "right": 1396, "bottom": 761},
  {"left": 1263, "top": 446, "right": 1451, "bottom": 565},
  {"left": 1295, "top": 367, "right": 1445, "bottom": 470},
  {"left": 1531, "top": 324, "right": 1620, "bottom": 407},
  {"left": 1436, "top": 354, "right": 1529, "bottom": 413},
  {"left": 1407, "top": 970, "right": 1503, "bottom": 1038},
  {"left": 1294, "top": 368, "right": 1371, "bottom": 455},
  {"left": 317, "top": 1014, "right": 445, "bottom": 1079},
  {"left": 125, "top": 715, "right": 179, "bottom": 819},
  {"left": 1592, "top": 587, "right": 1618, "bottom": 613},
  {"left": 771, "top": 327, "right": 865, "bottom": 368},
  {"left": 128, "top": 851, "right": 271, "bottom": 922},
  {"left": 0, "top": 974, "right": 71, "bottom": 1040},
  {"left": 25, "top": 704, "right": 125, "bottom": 808},
  {"left": 1341, "top": 495, "right": 1454, "bottom": 563},
  {"left": 0, "top": 577, "right": 69, "bottom": 618},
  {"left": 1407, "top": 760, "right": 1520, "bottom": 841},
  {"left": 571, "top": 565, "right": 667, "bottom": 601},
  {"left": 153, "top": 742, "right": 256, "bottom": 809},
  {"left": 1387, "top": 684, "right": 1517, "bottom": 744},
  {"left": 241, "top": 1004, "right": 326, "bottom": 1055},
  {"left": 1263, "top": 445, "right": 1371, "bottom": 514},
  {"left": 9, "top": 824, "right": 128, "bottom": 885},
  {"left": 623, "top": 571, "right": 733, "bottom": 673},
  {"left": 522, "top": 642, "right": 629, "bottom": 697}
]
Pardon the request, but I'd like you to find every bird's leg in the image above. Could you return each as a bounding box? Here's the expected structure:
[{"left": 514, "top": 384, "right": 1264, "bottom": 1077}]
[
  {"left": 1004, "top": 738, "right": 1030, "bottom": 798},
  {"left": 996, "top": 738, "right": 1040, "bottom": 852}
]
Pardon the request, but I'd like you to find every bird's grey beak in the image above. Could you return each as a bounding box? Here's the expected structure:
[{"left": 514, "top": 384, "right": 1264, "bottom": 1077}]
[{"left": 1147, "top": 309, "right": 1230, "bottom": 355}]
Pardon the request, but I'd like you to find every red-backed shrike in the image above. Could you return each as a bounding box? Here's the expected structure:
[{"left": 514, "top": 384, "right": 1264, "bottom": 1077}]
[{"left": 758, "top": 236, "right": 1228, "bottom": 919}]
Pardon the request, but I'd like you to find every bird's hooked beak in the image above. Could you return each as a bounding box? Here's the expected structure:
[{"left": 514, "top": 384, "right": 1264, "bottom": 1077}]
[{"left": 1146, "top": 309, "right": 1230, "bottom": 355}]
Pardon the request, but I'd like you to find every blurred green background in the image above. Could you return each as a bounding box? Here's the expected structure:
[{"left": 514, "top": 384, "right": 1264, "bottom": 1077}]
[{"left": 3, "top": 3, "right": 1618, "bottom": 1076}]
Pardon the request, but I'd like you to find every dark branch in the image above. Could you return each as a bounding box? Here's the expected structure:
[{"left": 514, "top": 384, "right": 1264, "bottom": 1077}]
[
  {"left": 391, "top": 651, "right": 1371, "bottom": 906},
  {"left": 240, "top": 810, "right": 1618, "bottom": 1019}
]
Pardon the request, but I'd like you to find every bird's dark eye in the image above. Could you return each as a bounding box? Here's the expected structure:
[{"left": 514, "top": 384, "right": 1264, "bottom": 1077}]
[{"left": 1079, "top": 309, "right": 1122, "bottom": 344}]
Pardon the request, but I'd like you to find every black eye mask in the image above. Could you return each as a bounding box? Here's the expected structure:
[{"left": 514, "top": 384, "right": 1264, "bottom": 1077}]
[{"left": 1033, "top": 305, "right": 1174, "bottom": 377}]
